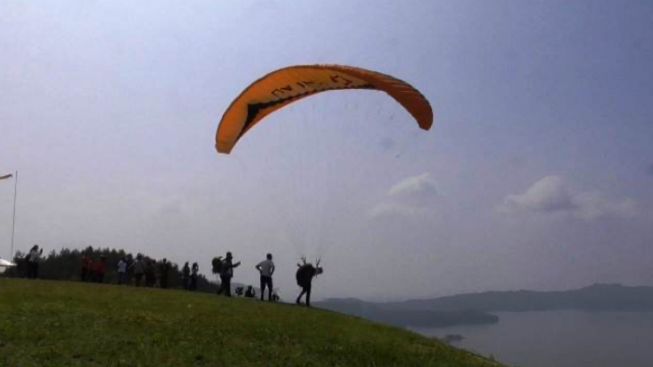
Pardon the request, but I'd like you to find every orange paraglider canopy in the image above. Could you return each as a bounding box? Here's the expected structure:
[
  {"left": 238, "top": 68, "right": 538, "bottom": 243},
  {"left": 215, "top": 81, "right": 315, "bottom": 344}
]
[{"left": 215, "top": 64, "right": 433, "bottom": 154}]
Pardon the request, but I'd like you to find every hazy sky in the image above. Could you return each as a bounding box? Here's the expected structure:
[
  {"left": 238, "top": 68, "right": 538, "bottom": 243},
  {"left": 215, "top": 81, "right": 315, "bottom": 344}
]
[{"left": 1, "top": 1, "right": 652, "bottom": 301}]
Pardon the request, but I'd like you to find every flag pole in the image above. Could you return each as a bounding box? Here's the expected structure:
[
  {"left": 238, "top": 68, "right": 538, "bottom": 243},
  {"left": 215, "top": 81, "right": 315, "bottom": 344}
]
[{"left": 10, "top": 170, "right": 18, "bottom": 260}]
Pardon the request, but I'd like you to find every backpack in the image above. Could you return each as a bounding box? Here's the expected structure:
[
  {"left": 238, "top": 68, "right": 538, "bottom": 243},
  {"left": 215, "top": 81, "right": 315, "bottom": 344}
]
[
  {"left": 211, "top": 257, "right": 224, "bottom": 274},
  {"left": 296, "top": 264, "right": 315, "bottom": 287}
]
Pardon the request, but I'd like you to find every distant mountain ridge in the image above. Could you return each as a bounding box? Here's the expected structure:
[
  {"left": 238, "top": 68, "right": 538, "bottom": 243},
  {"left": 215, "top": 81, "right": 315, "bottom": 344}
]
[
  {"left": 385, "top": 283, "right": 653, "bottom": 312},
  {"left": 316, "top": 283, "right": 653, "bottom": 328}
]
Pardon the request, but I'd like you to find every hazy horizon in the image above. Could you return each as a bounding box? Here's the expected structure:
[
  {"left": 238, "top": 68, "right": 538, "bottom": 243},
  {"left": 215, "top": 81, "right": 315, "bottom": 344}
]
[{"left": 2, "top": 1, "right": 652, "bottom": 302}]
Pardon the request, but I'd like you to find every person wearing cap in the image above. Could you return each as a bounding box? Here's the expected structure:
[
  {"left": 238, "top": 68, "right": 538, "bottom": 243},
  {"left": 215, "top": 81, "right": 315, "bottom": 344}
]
[{"left": 216, "top": 252, "right": 240, "bottom": 297}]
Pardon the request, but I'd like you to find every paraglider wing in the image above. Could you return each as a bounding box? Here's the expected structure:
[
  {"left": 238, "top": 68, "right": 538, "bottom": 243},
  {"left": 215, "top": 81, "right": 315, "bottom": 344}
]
[
  {"left": 215, "top": 65, "right": 433, "bottom": 154},
  {"left": 0, "top": 258, "right": 16, "bottom": 267}
]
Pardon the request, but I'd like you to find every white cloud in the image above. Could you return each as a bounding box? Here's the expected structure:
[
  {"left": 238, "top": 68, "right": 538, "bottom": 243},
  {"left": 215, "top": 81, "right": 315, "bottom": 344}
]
[
  {"left": 501, "top": 176, "right": 576, "bottom": 213},
  {"left": 499, "top": 175, "right": 637, "bottom": 220},
  {"left": 369, "top": 173, "right": 438, "bottom": 218},
  {"left": 573, "top": 192, "right": 637, "bottom": 220},
  {"left": 387, "top": 173, "right": 438, "bottom": 200}
]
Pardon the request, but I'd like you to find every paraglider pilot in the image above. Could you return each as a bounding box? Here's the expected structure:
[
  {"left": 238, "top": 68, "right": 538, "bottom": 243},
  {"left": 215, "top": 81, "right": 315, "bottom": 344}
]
[
  {"left": 295, "top": 257, "right": 323, "bottom": 307},
  {"left": 217, "top": 252, "right": 240, "bottom": 297}
]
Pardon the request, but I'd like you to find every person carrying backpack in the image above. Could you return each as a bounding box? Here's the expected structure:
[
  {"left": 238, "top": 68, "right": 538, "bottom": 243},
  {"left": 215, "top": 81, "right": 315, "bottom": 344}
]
[
  {"left": 216, "top": 252, "right": 240, "bottom": 297},
  {"left": 295, "top": 257, "right": 323, "bottom": 307}
]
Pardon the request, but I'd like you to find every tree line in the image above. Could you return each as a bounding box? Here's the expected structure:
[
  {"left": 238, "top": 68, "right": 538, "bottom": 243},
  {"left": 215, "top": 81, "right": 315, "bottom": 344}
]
[{"left": 5, "top": 246, "right": 217, "bottom": 293}]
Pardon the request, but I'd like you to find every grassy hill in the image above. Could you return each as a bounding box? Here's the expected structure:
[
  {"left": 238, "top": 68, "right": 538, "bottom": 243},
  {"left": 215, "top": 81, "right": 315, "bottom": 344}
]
[{"left": 0, "top": 279, "right": 502, "bottom": 367}]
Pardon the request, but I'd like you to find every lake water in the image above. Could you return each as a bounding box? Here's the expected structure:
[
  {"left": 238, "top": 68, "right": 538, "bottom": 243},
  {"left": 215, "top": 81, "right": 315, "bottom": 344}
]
[{"left": 412, "top": 311, "right": 653, "bottom": 367}]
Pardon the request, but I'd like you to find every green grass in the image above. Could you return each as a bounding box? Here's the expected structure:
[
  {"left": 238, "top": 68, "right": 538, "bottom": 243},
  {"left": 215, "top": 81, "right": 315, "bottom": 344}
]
[{"left": 0, "top": 279, "right": 503, "bottom": 367}]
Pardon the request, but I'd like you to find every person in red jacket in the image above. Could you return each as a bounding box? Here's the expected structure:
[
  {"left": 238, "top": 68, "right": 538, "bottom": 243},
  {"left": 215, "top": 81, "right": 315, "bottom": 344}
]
[{"left": 94, "top": 256, "right": 107, "bottom": 283}]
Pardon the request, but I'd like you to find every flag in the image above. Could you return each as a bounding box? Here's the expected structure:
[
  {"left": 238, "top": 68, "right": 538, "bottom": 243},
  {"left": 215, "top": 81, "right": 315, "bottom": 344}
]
[{"left": 0, "top": 173, "right": 13, "bottom": 180}]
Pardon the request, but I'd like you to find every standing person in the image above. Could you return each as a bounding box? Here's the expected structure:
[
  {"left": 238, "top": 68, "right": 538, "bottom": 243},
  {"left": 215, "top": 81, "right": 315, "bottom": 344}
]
[
  {"left": 159, "top": 259, "right": 170, "bottom": 289},
  {"left": 255, "top": 253, "right": 275, "bottom": 301},
  {"left": 189, "top": 262, "right": 199, "bottom": 291},
  {"left": 81, "top": 253, "right": 92, "bottom": 282},
  {"left": 26, "top": 245, "right": 43, "bottom": 279},
  {"left": 182, "top": 262, "right": 190, "bottom": 290},
  {"left": 295, "top": 258, "right": 323, "bottom": 307},
  {"left": 130, "top": 254, "right": 145, "bottom": 287},
  {"left": 117, "top": 257, "right": 128, "bottom": 285},
  {"left": 216, "top": 252, "right": 240, "bottom": 297},
  {"left": 94, "top": 256, "right": 107, "bottom": 283},
  {"left": 145, "top": 258, "right": 156, "bottom": 287}
]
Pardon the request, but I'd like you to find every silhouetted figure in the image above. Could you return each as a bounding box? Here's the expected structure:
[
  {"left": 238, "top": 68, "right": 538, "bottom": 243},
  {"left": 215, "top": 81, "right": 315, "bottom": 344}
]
[
  {"left": 159, "top": 258, "right": 170, "bottom": 289},
  {"left": 216, "top": 252, "right": 240, "bottom": 297},
  {"left": 130, "top": 255, "right": 145, "bottom": 287},
  {"left": 256, "top": 253, "right": 275, "bottom": 301},
  {"left": 182, "top": 262, "right": 190, "bottom": 290},
  {"left": 94, "top": 256, "right": 107, "bottom": 283},
  {"left": 26, "top": 245, "right": 43, "bottom": 279},
  {"left": 211, "top": 256, "right": 223, "bottom": 286},
  {"left": 145, "top": 259, "right": 156, "bottom": 287},
  {"left": 235, "top": 286, "right": 244, "bottom": 296},
  {"left": 81, "top": 253, "right": 92, "bottom": 281},
  {"left": 189, "top": 262, "right": 199, "bottom": 290},
  {"left": 295, "top": 258, "right": 323, "bottom": 307},
  {"left": 245, "top": 285, "right": 256, "bottom": 298}
]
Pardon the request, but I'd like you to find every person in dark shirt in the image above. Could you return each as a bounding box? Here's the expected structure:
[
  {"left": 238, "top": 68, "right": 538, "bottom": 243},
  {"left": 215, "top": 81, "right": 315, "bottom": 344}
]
[
  {"left": 244, "top": 285, "right": 256, "bottom": 298},
  {"left": 189, "top": 262, "right": 199, "bottom": 291},
  {"left": 26, "top": 245, "right": 43, "bottom": 279},
  {"left": 216, "top": 252, "right": 240, "bottom": 297},
  {"left": 295, "top": 258, "right": 323, "bottom": 307},
  {"left": 145, "top": 258, "right": 156, "bottom": 287},
  {"left": 182, "top": 262, "right": 190, "bottom": 290},
  {"left": 130, "top": 255, "right": 145, "bottom": 287},
  {"left": 81, "top": 254, "right": 92, "bottom": 282},
  {"left": 159, "top": 258, "right": 170, "bottom": 289}
]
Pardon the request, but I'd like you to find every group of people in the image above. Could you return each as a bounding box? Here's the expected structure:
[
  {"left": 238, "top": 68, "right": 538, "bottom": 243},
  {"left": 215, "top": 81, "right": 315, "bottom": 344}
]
[
  {"left": 19, "top": 244, "right": 325, "bottom": 307},
  {"left": 80, "top": 254, "right": 108, "bottom": 283},
  {"left": 115, "top": 254, "right": 171, "bottom": 288},
  {"left": 80, "top": 252, "right": 171, "bottom": 287},
  {"left": 181, "top": 261, "right": 199, "bottom": 290},
  {"left": 211, "top": 251, "right": 323, "bottom": 307}
]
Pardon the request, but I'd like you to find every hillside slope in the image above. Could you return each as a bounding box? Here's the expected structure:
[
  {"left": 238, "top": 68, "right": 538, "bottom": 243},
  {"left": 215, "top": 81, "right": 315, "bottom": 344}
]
[{"left": 0, "top": 279, "right": 502, "bottom": 367}]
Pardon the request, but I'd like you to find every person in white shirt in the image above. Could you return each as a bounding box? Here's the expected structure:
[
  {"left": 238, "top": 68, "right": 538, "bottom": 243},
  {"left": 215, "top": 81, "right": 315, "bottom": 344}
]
[
  {"left": 117, "top": 257, "right": 128, "bottom": 285},
  {"left": 255, "top": 253, "right": 275, "bottom": 301}
]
